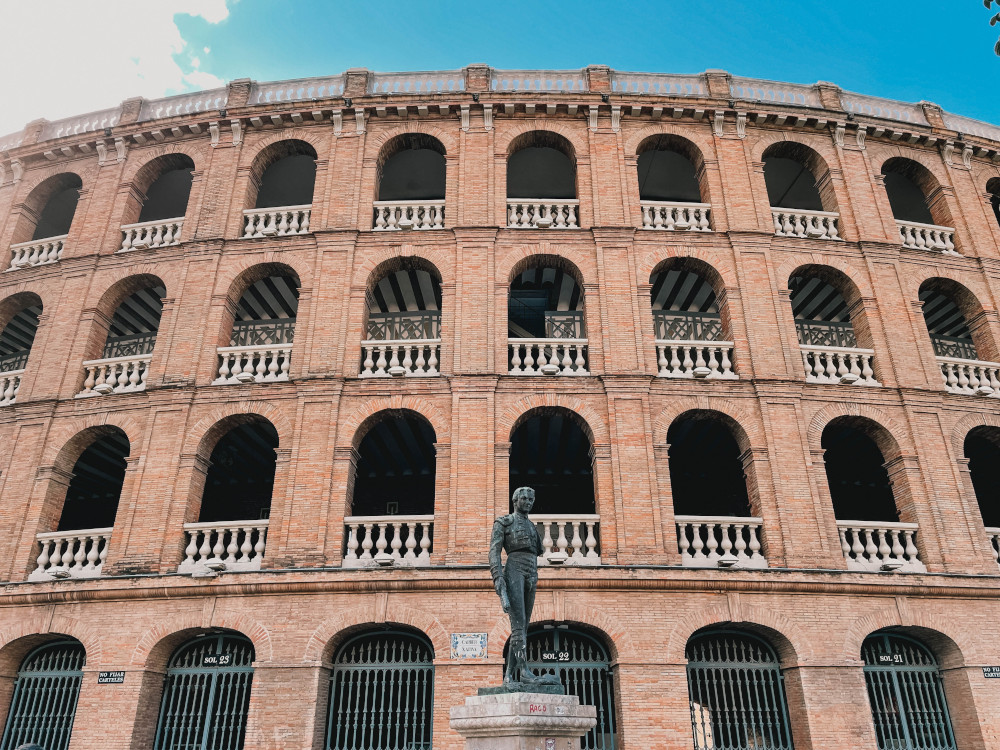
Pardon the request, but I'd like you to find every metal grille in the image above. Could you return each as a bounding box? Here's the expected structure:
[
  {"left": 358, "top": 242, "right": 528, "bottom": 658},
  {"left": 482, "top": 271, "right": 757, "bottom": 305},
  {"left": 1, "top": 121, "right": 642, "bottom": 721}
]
[
  {"left": 102, "top": 331, "right": 158, "bottom": 359},
  {"left": 524, "top": 627, "right": 617, "bottom": 750},
  {"left": 229, "top": 319, "right": 295, "bottom": 347},
  {"left": 154, "top": 633, "right": 255, "bottom": 750},
  {"left": 654, "top": 311, "right": 723, "bottom": 341},
  {"left": 545, "top": 311, "right": 585, "bottom": 339},
  {"left": 794, "top": 319, "right": 857, "bottom": 348},
  {"left": 367, "top": 312, "right": 441, "bottom": 341},
  {"left": 0, "top": 351, "right": 28, "bottom": 373},
  {"left": 685, "top": 631, "right": 793, "bottom": 750},
  {"left": 327, "top": 630, "right": 434, "bottom": 750},
  {"left": 862, "top": 633, "right": 956, "bottom": 750},
  {"left": 929, "top": 334, "right": 978, "bottom": 361},
  {"left": 0, "top": 640, "right": 85, "bottom": 750}
]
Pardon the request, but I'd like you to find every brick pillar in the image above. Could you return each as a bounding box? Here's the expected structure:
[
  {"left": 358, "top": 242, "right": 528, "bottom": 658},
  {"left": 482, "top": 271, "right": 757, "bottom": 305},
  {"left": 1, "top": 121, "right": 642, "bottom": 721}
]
[
  {"left": 70, "top": 663, "right": 151, "bottom": 750},
  {"left": 464, "top": 64, "right": 490, "bottom": 92},
  {"left": 781, "top": 663, "right": 876, "bottom": 750},
  {"left": 704, "top": 69, "right": 732, "bottom": 99},
  {"left": 585, "top": 65, "right": 611, "bottom": 93},
  {"left": 227, "top": 78, "right": 252, "bottom": 108},
  {"left": 344, "top": 68, "right": 371, "bottom": 99},
  {"left": 243, "top": 663, "right": 328, "bottom": 749},
  {"left": 118, "top": 97, "right": 144, "bottom": 125}
]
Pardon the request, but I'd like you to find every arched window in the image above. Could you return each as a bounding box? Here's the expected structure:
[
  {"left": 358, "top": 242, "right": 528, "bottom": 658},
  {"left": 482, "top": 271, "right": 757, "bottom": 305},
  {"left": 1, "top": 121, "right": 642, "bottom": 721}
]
[
  {"left": 154, "top": 633, "right": 255, "bottom": 750},
  {"left": 763, "top": 142, "right": 839, "bottom": 240},
  {"left": 669, "top": 412, "right": 766, "bottom": 569},
  {"left": 8, "top": 173, "right": 81, "bottom": 270},
  {"left": 789, "top": 267, "right": 878, "bottom": 385},
  {"left": 360, "top": 259, "right": 442, "bottom": 377},
  {"left": 882, "top": 158, "right": 956, "bottom": 253},
  {"left": 242, "top": 141, "right": 316, "bottom": 238},
  {"left": 215, "top": 270, "right": 299, "bottom": 385},
  {"left": 508, "top": 259, "right": 588, "bottom": 375},
  {"left": 0, "top": 294, "right": 41, "bottom": 406},
  {"left": 120, "top": 155, "right": 194, "bottom": 251},
  {"left": 344, "top": 411, "right": 436, "bottom": 567},
  {"left": 987, "top": 177, "right": 1000, "bottom": 230},
  {"left": 685, "top": 630, "right": 793, "bottom": 750},
  {"left": 374, "top": 134, "right": 446, "bottom": 231},
  {"left": 963, "top": 427, "right": 1000, "bottom": 529},
  {"left": 515, "top": 624, "right": 617, "bottom": 750},
  {"left": 862, "top": 632, "right": 956, "bottom": 750},
  {"left": 80, "top": 280, "right": 165, "bottom": 397},
  {"left": 637, "top": 135, "right": 711, "bottom": 231},
  {"left": 507, "top": 131, "right": 578, "bottom": 229},
  {"left": 0, "top": 640, "right": 85, "bottom": 750},
  {"left": 326, "top": 629, "right": 434, "bottom": 750}
]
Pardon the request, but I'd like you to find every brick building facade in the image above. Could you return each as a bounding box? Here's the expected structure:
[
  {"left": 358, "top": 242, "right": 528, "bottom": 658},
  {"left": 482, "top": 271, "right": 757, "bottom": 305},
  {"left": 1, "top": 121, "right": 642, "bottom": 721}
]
[{"left": 0, "top": 65, "right": 999, "bottom": 749}]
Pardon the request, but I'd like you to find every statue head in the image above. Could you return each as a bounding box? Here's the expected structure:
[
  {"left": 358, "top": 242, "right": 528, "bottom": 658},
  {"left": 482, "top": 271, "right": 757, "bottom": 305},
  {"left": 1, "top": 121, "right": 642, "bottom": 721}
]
[{"left": 511, "top": 486, "right": 535, "bottom": 513}]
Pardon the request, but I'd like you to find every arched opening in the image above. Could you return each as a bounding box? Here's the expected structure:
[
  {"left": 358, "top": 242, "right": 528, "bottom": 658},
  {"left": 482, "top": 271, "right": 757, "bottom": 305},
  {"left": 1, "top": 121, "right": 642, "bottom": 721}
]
[
  {"left": 241, "top": 140, "right": 316, "bottom": 238},
  {"left": 0, "top": 639, "right": 85, "bottom": 750},
  {"left": 373, "top": 134, "right": 446, "bottom": 231},
  {"left": 153, "top": 632, "right": 255, "bottom": 750},
  {"left": 215, "top": 269, "right": 299, "bottom": 385},
  {"left": 763, "top": 142, "right": 839, "bottom": 240},
  {"left": 119, "top": 155, "right": 194, "bottom": 250},
  {"left": 80, "top": 279, "right": 165, "bottom": 397},
  {"left": 502, "top": 624, "right": 617, "bottom": 750},
  {"left": 57, "top": 429, "right": 129, "bottom": 533},
  {"left": 326, "top": 628, "right": 434, "bottom": 750},
  {"left": 882, "top": 158, "right": 956, "bottom": 253},
  {"left": 861, "top": 631, "right": 956, "bottom": 750},
  {"left": 789, "top": 266, "right": 878, "bottom": 385},
  {"left": 138, "top": 162, "right": 194, "bottom": 224},
  {"left": 20, "top": 173, "right": 82, "bottom": 244},
  {"left": 507, "top": 131, "right": 578, "bottom": 229},
  {"left": 360, "top": 259, "right": 442, "bottom": 377},
  {"left": 0, "top": 294, "right": 41, "bottom": 406},
  {"left": 685, "top": 628, "right": 794, "bottom": 750},
  {"left": 344, "top": 411, "right": 437, "bottom": 567},
  {"left": 508, "top": 258, "right": 588, "bottom": 375},
  {"left": 637, "top": 135, "right": 711, "bottom": 231},
  {"left": 987, "top": 177, "right": 1000, "bottom": 230},
  {"left": 963, "top": 427, "right": 1000, "bottom": 529}
]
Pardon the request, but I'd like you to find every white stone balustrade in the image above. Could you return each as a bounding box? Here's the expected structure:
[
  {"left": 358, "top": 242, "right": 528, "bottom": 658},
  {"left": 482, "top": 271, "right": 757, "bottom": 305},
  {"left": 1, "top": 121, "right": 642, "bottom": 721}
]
[
  {"left": 771, "top": 209, "right": 840, "bottom": 240},
  {"left": 937, "top": 356, "right": 1000, "bottom": 396},
  {"left": 675, "top": 516, "right": 767, "bottom": 569},
  {"left": 800, "top": 346, "right": 879, "bottom": 386},
  {"left": 532, "top": 514, "right": 600, "bottom": 565},
  {"left": 508, "top": 339, "right": 589, "bottom": 375},
  {"left": 359, "top": 340, "right": 440, "bottom": 378},
  {"left": 77, "top": 354, "right": 152, "bottom": 397},
  {"left": 640, "top": 201, "right": 711, "bottom": 231},
  {"left": 242, "top": 205, "right": 311, "bottom": 238},
  {"left": 837, "top": 520, "right": 926, "bottom": 572},
  {"left": 120, "top": 218, "right": 184, "bottom": 252},
  {"left": 373, "top": 200, "right": 445, "bottom": 231},
  {"left": 7, "top": 235, "right": 66, "bottom": 270},
  {"left": 507, "top": 200, "right": 579, "bottom": 229},
  {"left": 213, "top": 345, "right": 292, "bottom": 385},
  {"left": 896, "top": 220, "right": 957, "bottom": 255},
  {"left": 343, "top": 515, "right": 433, "bottom": 568},
  {"left": 0, "top": 370, "right": 23, "bottom": 406},
  {"left": 178, "top": 521, "right": 269, "bottom": 574},
  {"left": 987, "top": 527, "right": 1000, "bottom": 568},
  {"left": 29, "top": 528, "right": 112, "bottom": 580},
  {"left": 656, "top": 341, "right": 736, "bottom": 379}
]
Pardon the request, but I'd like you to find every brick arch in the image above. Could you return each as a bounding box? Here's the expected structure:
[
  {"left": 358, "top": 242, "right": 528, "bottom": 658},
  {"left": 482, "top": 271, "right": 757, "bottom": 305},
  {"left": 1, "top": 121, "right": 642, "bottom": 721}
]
[
  {"left": 88, "top": 268, "right": 171, "bottom": 319},
  {"left": 636, "top": 247, "right": 737, "bottom": 290},
  {"left": 664, "top": 603, "right": 807, "bottom": 666},
  {"left": 213, "top": 255, "right": 306, "bottom": 298},
  {"left": 41, "top": 413, "right": 144, "bottom": 468},
  {"left": 0, "top": 614, "right": 104, "bottom": 668},
  {"left": 14, "top": 168, "right": 86, "bottom": 204},
  {"left": 350, "top": 244, "right": 451, "bottom": 289},
  {"left": 183, "top": 400, "right": 295, "bottom": 459},
  {"left": 651, "top": 398, "right": 764, "bottom": 450},
  {"left": 337, "top": 395, "right": 451, "bottom": 447},
  {"left": 237, "top": 129, "right": 327, "bottom": 170},
  {"left": 902, "top": 267, "right": 993, "bottom": 307},
  {"left": 805, "top": 402, "right": 914, "bottom": 457},
  {"left": 130, "top": 611, "right": 273, "bottom": 668},
  {"left": 0, "top": 289, "right": 44, "bottom": 334},
  {"left": 949, "top": 411, "right": 1000, "bottom": 458},
  {"left": 493, "top": 121, "right": 589, "bottom": 161},
  {"left": 117, "top": 143, "right": 205, "bottom": 185},
  {"left": 304, "top": 602, "right": 450, "bottom": 664},
  {"left": 841, "top": 605, "right": 975, "bottom": 667},
  {"left": 365, "top": 123, "right": 459, "bottom": 160},
  {"left": 624, "top": 123, "right": 716, "bottom": 160},
  {"left": 972, "top": 161, "right": 1000, "bottom": 191},
  {"left": 751, "top": 130, "right": 839, "bottom": 170},
  {"left": 774, "top": 253, "right": 874, "bottom": 299},
  {"left": 497, "top": 394, "right": 609, "bottom": 444},
  {"left": 870, "top": 144, "right": 953, "bottom": 191},
  {"left": 495, "top": 245, "right": 597, "bottom": 289}
]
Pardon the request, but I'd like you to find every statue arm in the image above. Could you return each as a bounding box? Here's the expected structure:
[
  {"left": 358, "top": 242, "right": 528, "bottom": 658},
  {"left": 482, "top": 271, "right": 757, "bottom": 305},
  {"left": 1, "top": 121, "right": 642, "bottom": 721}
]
[{"left": 488, "top": 519, "right": 504, "bottom": 581}]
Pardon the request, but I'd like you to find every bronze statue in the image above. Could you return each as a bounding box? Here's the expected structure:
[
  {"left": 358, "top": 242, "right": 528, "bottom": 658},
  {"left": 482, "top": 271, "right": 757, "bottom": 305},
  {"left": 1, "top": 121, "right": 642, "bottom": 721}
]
[{"left": 489, "top": 486, "right": 561, "bottom": 689}]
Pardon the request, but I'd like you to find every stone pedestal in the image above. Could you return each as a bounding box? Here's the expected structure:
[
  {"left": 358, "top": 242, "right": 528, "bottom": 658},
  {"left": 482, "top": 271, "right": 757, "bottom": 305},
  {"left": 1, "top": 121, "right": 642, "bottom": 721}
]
[{"left": 450, "top": 692, "right": 597, "bottom": 750}]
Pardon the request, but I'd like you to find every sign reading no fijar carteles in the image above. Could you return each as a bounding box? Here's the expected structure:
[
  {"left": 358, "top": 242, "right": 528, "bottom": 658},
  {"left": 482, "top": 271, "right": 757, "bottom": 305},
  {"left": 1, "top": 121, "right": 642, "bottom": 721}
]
[
  {"left": 451, "top": 633, "right": 487, "bottom": 659},
  {"left": 983, "top": 666, "right": 1000, "bottom": 678},
  {"left": 97, "top": 671, "right": 125, "bottom": 684}
]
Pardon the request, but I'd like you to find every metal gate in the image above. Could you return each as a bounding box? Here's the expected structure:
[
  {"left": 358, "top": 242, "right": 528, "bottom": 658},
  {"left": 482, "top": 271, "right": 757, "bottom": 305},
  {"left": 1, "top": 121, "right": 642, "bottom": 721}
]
[
  {"left": 524, "top": 625, "right": 617, "bottom": 750},
  {"left": 0, "top": 640, "right": 84, "bottom": 750},
  {"left": 685, "top": 630, "right": 793, "bottom": 750},
  {"left": 327, "top": 630, "right": 434, "bottom": 750},
  {"left": 154, "top": 633, "right": 255, "bottom": 750},
  {"left": 862, "top": 633, "right": 956, "bottom": 750}
]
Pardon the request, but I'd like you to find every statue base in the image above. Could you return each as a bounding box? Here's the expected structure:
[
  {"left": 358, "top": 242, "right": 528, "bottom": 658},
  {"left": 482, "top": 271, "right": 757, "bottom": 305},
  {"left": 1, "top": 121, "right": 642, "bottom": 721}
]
[
  {"left": 477, "top": 682, "right": 564, "bottom": 696},
  {"left": 451, "top": 692, "right": 597, "bottom": 750}
]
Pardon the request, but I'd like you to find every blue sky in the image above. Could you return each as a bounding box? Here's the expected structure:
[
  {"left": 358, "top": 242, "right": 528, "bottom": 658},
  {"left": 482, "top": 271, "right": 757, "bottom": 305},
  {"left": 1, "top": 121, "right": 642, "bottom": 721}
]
[{"left": 1, "top": 1, "right": 996, "bottom": 135}]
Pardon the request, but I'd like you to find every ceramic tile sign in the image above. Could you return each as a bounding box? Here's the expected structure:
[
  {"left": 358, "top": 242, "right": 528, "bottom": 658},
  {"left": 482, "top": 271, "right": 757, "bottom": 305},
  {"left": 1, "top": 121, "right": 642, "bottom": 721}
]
[{"left": 451, "top": 632, "right": 487, "bottom": 659}]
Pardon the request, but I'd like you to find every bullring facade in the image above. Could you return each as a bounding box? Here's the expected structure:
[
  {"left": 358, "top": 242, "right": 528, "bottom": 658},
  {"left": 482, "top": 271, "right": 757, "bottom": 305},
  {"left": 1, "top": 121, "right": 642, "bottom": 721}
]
[{"left": 0, "top": 65, "right": 999, "bottom": 749}]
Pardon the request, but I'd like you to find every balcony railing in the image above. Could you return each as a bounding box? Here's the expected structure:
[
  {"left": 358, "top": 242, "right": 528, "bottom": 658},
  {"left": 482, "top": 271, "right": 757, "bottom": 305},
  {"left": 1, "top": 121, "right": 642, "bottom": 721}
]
[
  {"left": 772, "top": 208, "right": 840, "bottom": 240},
  {"left": 179, "top": 520, "right": 269, "bottom": 574},
  {"left": 78, "top": 353, "right": 152, "bottom": 397},
  {"left": 343, "top": 515, "right": 433, "bottom": 568},
  {"left": 896, "top": 220, "right": 957, "bottom": 255},
  {"left": 230, "top": 319, "right": 295, "bottom": 347},
  {"left": 120, "top": 217, "right": 184, "bottom": 252},
  {"left": 242, "top": 205, "right": 311, "bottom": 238},
  {"left": 654, "top": 311, "right": 722, "bottom": 342},
  {"left": 640, "top": 201, "right": 712, "bottom": 231},
  {"left": 0, "top": 369, "right": 23, "bottom": 406},
  {"left": 373, "top": 200, "right": 445, "bottom": 230},
  {"left": 795, "top": 320, "right": 856, "bottom": 349},
  {"left": 987, "top": 527, "right": 1000, "bottom": 568},
  {"left": 508, "top": 339, "right": 589, "bottom": 375},
  {"left": 937, "top": 356, "right": 1000, "bottom": 396},
  {"left": 0, "top": 351, "right": 28, "bottom": 373},
  {"left": 29, "top": 528, "right": 112, "bottom": 581},
  {"left": 800, "top": 345, "right": 879, "bottom": 386},
  {"left": 214, "top": 345, "right": 292, "bottom": 384},
  {"left": 367, "top": 312, "right": 440, "bottom": 341},
  {"left": 102, "top": 332, "right": 157, "bottom": 360},
  {"left": 6, "top": 235, "right": 66, "bottom": 270},
  {"left": 507, "top": 200, "right": 579, "bottom": 229},
  {"left": 656, "top": 341, "right": 736, "bottom": 379},
  {"left": 837, "top": 520, "right": 925, "bottom": 572},
  {"left": 930, "top": 334, "right": 977, "bottom": 361},
  {"left": 675, "top": 515, "right": 767, "bottom": 569},
  {"left": 360, "top": 340, "right": 441, "bottom": 377},
  {"left": 532, "top": 514, "right": 601, "bottom": 565}
]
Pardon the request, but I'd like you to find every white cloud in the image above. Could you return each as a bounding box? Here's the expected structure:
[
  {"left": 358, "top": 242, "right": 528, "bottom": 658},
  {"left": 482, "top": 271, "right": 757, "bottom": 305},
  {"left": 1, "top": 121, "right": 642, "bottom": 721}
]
[{"left": 0, "top": 0, "right": 230, "bottom": 136}]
